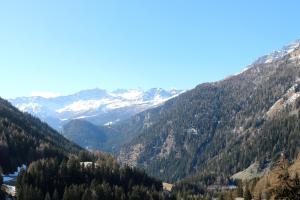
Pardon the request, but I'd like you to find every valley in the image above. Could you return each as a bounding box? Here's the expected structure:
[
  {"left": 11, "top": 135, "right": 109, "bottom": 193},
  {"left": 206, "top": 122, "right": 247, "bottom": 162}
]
[
  {"left": 2, "top": 39, "right": 300, "bottom": 199},
  {"left": 2, "top": 1, "right": 300, "bottom": 199}
]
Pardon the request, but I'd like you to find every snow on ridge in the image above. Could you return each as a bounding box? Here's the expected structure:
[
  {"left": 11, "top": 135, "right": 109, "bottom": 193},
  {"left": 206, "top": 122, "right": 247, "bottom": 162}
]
[
  {"left": 56, "top": 99, "right": 112, "bottom": 113},
  {"left": 56, "top": 88, "right": 182, "bottom": 113},
  {"left": 118, "top": 89, "right": 143, "bottom": 100},
  {"left": 17, "top": 102, "right": 42, "bottom": 113},
  {"left": 104, "top": 119, "right": 120, "bottom": 126},
  {"left": 55, "top": 96, "right": 152, "bottom": 113},
  {"left": 74, "top": 115, "right": 98, "bottom": 120},
  {"left": 222, "top": 40, "right": 300, "bottom": 81},
  {"left": 254, "top": 40, "right": 300, "bottom": 64},
  {"left": 108, "top": 89, "right": 142, "bottom": 98},
  {"left": 10, "top": 88, "right": 184, "bottom": 130},
  {"left": 233, "top": 65, "right": 252, "bottom": 76}
]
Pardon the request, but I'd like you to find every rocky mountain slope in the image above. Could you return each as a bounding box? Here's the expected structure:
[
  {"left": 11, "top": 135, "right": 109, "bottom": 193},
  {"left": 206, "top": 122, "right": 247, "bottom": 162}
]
[
  {"left": 10, "top": 88, "right": 183, "bottom": 130},
  {"left": 118, "top": 40, "right": 300, "bottom": 182}
]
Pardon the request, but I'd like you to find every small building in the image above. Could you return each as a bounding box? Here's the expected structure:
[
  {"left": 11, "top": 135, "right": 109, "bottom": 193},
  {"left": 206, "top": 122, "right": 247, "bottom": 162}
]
[
  {"left": 162, "top": 182, "right": 173, "bottom": 192},
  {"left": 80, "top": 162, "right": 94, "bottom": 168}
]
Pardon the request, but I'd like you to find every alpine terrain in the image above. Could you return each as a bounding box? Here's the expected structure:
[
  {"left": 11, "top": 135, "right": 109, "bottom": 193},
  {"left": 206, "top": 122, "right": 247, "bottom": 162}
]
[
  {"left": 118, "top": 40, "right": 300, "bottom": 184},
  {"left": 10, "top": 88, "right": 183, "bottom": 130},
  {"left": 0, "top": 98, "right": 82, "bottom": 173},
  {"left": 0, "top": 97, "right": 171, "bottom": 200}
]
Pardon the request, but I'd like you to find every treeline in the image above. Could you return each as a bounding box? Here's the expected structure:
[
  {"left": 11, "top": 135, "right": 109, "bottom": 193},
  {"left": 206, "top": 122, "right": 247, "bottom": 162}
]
[
  {"left": 0, "top": 98, "right": 81, "bottom": 173},
  {"left": 16, "top": 152, "right": 174, "bottom": 200},
  {"left": 120, "top": 60, "right": 300, "bottom": 182}
]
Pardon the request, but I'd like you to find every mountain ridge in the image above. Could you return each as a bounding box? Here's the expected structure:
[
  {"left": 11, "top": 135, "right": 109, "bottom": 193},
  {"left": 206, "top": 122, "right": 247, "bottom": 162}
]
[
  {"left": 117, "top": 39, "right": 300, "bottom": 182},
  {"left": 0, "top": 97, "right": 82, "bottom": 173},
  {"left": 10, "top": 88, "right": 184, "bottom": 130}
]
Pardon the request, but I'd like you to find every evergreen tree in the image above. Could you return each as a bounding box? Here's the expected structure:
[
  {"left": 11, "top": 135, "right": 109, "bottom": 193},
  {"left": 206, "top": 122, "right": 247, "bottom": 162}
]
[
  {"left": 52, "top": 189, "right": 60, "bottom": 200},
  {"left": 218, "top": 193, "right": 225, "bottom": 200},
  {"left": 274, "top": 166, "right": 300, "bottom": 199},
  {"left": 243, "top": 188, "right": 252, "bottom": 200},
  {"left": 62, "top": 187, "right": 71, "bottom": 200},
  {"left": 0, "top": 174, "right": 2, "bottom": 186},
  {"left": 0, "top": 174, "right": 4, "bottom": 200},
  {"left": 44, "top": 192, "right": 51, "bottom": 200},
  {"left": 273, "top": 156, "right": 295, "bottom": 199},
  {"left": 16, "top": 156, "right": 167, "bottom": 200},
  {"left": 82, "top": 189, "right": 92, "bottom": 200}
]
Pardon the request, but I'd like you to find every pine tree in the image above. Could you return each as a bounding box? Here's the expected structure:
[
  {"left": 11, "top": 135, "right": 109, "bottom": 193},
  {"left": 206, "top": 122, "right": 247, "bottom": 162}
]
[
  {"left": 0, "top": 175, "right": 3, "bottom": 189},
  {"left": 63, "top": 187, "right": 71, "bottom": 200},
  {"left": 52, "top": 189, "right": 59, "bottom": 200},
  {"left": 44, "top": 192, "right": 51, "bottom": 200},
  {"left": 0, "top": 173, "right": 3, "bottom": 186},
  {"left": 82, "top": 189, "right": 92, "bottom": 200},
  {"left": 0, "top": 174, "right": 4, "bottom": 200},
  {"left": 243, "top": 188, "right": 252, "bottom": 200},
  {"left": 273, "top": 155, "right": 294, "bottom": 199},
  {"left": 218, "top": 193, "right": 225, "bottom": 200}
]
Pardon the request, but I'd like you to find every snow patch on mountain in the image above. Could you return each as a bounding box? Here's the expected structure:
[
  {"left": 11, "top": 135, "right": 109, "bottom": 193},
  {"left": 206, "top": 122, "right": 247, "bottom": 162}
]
[
  {"left": 229, "top": 40, "right": 300, "bottom": 79},
  {"left": 116, "top": 89, "right": 143, "bottom": 100},
  {"left": 56, "top": 99, "right": 111, "bottom": 113},
  {"left": 254, "top": 40, "right": 300, "bottom": 64},
  {"left": 17, "top": 102, "right": 42, "bottom": 113},
  {"left": 10, "top": 88, "right": 184, "bottom": 130}
]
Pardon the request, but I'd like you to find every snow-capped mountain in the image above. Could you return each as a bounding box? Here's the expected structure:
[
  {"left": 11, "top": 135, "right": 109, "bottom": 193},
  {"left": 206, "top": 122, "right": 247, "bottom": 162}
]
[
  {"left": 230, "top": 40, "right": 300, "bottom": 78},
  {"left": 10, "top": 88, "right": 184, "bottom": 130},
  {"left": 254, "top": 40, "right": 300, "bottom": 64}
]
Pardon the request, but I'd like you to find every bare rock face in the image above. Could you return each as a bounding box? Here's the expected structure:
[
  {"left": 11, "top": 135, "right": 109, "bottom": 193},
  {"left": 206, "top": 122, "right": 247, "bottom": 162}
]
[
  {"left": 266, "top": 83, "right": 300, "bottom": 118},
  {"left": 118, "top": 143, "right": 145, "bottom": 167},
  {"left": 158, "top": 132, "right": 175, "bottom": 159}
]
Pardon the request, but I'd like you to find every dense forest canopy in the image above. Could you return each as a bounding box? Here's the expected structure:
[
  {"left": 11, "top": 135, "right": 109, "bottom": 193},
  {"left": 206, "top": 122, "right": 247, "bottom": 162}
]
[
  {"left": 15, "top": 153, "right": 172, "bottom": 200},
  {"left": 119, "top": 47, "right": 300, "bottom": 184},
  {"left": 0, "top": 98, "right": 81, "bottom": 173}
]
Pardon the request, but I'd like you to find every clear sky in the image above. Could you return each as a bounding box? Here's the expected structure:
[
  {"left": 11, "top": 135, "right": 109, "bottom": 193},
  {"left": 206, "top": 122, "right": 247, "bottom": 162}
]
[{"left": 1, "top": 0, "right": 300, "bottom": 98}]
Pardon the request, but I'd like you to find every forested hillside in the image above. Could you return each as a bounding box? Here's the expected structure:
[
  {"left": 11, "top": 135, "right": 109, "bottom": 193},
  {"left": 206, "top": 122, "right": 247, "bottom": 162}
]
[
  {"left": 0, "top": 98, "right": 81, "bottom": 173},
  {"left": 16, "top": 152, "right": 171, "bottom": 200},
  {"left": 118, "top": 41, "right": 300, "bottom": 183},
  {"left": 0, "top": 99, "right": 175, "bottom": 200},
  {"left": 63, "top": 119, "right": 122, "bottom": 152}
]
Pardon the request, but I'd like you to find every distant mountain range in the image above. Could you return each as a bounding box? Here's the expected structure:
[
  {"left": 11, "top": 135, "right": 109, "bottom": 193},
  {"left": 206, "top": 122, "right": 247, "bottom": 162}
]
[
  {"left": 10, "top": 88, "right": 183, "bottom": 130},
  {"left": 8, "top": 39, "right": 300, "bottom": 189},
  {"left": 0, "top": 97, "right": 166, "bottom": 200}
]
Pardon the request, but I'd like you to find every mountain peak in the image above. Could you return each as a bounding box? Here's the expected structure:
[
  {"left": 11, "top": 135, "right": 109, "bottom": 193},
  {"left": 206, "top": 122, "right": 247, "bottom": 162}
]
[
  {"left": 10, "top": 87, "right": 183, "bottom": 130},
  {"left": 254, "top": 39, "right": 300, "bottom": 65}
]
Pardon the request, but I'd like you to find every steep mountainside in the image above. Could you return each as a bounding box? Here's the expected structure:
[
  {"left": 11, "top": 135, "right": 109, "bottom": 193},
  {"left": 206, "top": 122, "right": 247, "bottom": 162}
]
[
  {"left": 63, "top": 119, "right": 123, "bottom": 152},
  {"left": 252, "top": 156, "right": 298, "bottom": 199},
  {"left": 10, "top": 88, "right": 183, "bottom": 130},
  {"left": 0, "top": 98, "right": 81, "bottom": 173},
  {"left": 118, "top": 40, "right": 300, "bottom": 182}
]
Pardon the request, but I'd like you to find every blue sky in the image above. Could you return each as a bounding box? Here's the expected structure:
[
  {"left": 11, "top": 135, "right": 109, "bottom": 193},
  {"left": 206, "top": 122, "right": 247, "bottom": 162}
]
[{"left": 1, "top": 0, "right": 300, "bottom": 98}]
